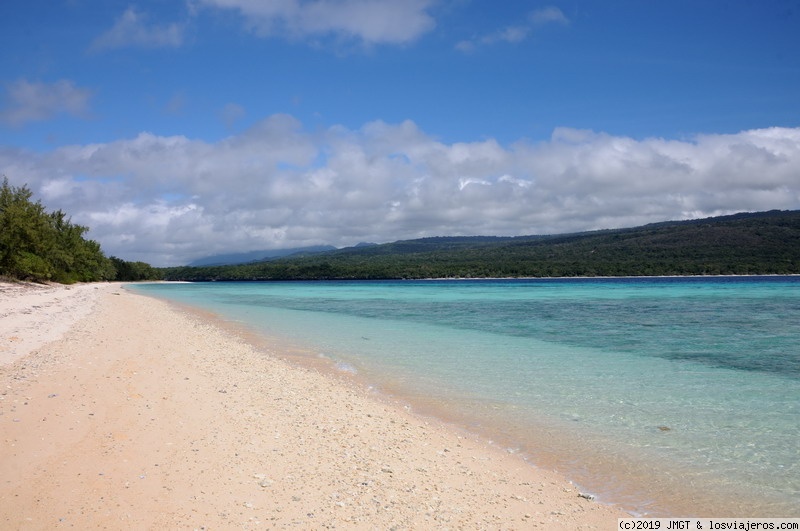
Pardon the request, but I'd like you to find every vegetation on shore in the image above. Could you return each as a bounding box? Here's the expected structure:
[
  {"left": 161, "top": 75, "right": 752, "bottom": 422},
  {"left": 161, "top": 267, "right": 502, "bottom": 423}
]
[
  {"left": 3, "top": 176, "right": 799, "bottom": 283},
  {"left": 163, "top": 210, "right": 800, "bottom": 281},
  {"left": 0, "top": 178, "right": 158, "bottom": 283}
]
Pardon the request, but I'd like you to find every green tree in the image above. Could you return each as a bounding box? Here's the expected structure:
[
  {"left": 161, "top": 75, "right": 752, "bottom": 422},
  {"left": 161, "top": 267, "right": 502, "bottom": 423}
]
[
  {"left": 0, "top": 177, "right": 141, "bottom": 283},
  {"left": 0, "top": 178, "right": 54, "bottom": 279},
  {"left": 110, "top": 256, "right": 158, "bottom": 281}
]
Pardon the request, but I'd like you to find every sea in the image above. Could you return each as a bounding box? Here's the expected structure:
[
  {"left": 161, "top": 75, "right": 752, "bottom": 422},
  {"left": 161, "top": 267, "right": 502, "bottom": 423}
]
[{"left": 130, "top": 277, "right": 800, "bottom": 517}]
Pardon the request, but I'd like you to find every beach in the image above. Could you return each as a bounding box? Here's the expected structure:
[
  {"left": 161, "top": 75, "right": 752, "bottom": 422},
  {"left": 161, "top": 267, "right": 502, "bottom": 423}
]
[{"left": 0, "top": 282, "right": 627, "bottom": 529}]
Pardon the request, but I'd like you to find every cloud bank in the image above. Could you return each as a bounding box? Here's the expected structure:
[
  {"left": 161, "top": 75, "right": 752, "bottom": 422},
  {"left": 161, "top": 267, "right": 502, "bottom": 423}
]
[{"left": 2, "top": 116, "right": 798, "bottom": 266}]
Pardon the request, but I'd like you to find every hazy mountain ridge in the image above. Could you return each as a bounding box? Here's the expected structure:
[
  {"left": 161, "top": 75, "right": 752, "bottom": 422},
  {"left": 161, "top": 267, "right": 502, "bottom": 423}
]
[{"left": 187, "top": 245, "right": 337, "bottom": 266}]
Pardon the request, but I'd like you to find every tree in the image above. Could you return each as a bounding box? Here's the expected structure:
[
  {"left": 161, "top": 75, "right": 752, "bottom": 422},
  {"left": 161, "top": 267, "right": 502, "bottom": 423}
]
[
  {"left": 0, "top": 177, "right": 145, "bottom": 283},
  {"left": 0, "top": 178, "right": 54, "bottom": 279}
]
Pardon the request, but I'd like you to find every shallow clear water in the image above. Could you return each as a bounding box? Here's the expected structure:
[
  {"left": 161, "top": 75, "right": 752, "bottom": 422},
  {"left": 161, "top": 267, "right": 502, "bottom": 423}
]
[{"left": 131, "top": 277, "right": 800, "bottom": 516}]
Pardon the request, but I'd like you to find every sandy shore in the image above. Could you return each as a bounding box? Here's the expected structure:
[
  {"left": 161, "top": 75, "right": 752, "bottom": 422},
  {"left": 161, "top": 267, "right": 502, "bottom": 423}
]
[{"left": 0, "top": 282, "right": 628, "bottom": 529}]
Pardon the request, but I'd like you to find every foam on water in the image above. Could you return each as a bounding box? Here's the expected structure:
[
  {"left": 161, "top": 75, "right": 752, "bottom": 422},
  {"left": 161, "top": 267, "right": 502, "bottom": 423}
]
[{"left": 131, "top": 277, "right": 800, "bottom": 516}]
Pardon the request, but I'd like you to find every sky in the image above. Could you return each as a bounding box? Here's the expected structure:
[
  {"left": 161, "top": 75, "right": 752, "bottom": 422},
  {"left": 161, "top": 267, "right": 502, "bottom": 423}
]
[{"left": 1, "top": 0, "right": 799, "bottom": 266}]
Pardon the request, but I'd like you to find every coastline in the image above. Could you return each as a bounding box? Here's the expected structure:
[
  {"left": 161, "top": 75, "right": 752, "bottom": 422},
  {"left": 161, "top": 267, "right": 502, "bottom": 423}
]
[
  {"left": 0, "top": 282, "right": 627, "bottom": 529},
  {"left": 142, "top": 278, "right": 800, "bottom": 519}
]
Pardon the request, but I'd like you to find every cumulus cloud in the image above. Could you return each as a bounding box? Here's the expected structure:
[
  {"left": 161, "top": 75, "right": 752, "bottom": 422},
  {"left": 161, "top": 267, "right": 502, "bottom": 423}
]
[
  {"left": 1, "top": 79, "right": 93, "bottom": 126},
  {"left": 2, "top": 116, "right": 798, "bottom": 266},
  {"left": 456, "top": 6, "right": 568, "bottom": 52},
  {"left": 90, "top": 6, "right": 185, "bottom": 51},
  {"left": 197, "top": 0, "right": 436, "bottom": 45}
]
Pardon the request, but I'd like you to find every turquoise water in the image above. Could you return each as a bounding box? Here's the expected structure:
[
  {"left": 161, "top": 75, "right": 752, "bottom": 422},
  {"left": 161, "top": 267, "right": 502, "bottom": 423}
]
[{"left": 131, "top": 277, "right": 800, "bottom": 516}]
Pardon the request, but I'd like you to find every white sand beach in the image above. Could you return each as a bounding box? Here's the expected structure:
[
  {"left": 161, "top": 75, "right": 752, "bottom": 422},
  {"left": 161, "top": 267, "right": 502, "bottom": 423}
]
[{"left": 0, "top": 281, "right": 627, "bottom": 529}]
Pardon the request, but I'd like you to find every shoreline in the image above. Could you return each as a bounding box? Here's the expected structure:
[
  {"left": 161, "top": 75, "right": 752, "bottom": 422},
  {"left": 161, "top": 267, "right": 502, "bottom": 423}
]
[
  {"left": 0, "top": 282, "right": 627, "bottom": 528},
  {"left": 132, "top": 279, "right": 800, "bottom": 519}
]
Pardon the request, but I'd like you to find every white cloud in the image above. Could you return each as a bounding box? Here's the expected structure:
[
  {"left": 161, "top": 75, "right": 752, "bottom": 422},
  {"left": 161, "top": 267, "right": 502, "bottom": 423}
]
[
  {"left": 1, "top": 79, "right": 93, "bottom": 126},
  {"left": 197, "top": 0, "right": 436, "bottom": 45},
  {"left": 457, "top": 6, "right": 568, "bottom": 52},
  {"left": 2, "top": 117, "right": 798, "bottom": 266},
  {"left": 90, "top": 7, "right": 185, "bottom": 52}
]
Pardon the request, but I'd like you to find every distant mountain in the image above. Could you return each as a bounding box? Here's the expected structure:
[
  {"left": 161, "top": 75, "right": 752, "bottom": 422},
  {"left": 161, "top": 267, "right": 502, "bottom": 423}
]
[
  {"left": 163, "top": 209, "right": 800, "bottom": 280},
  {"left": 187, "top": 245, "right": 337, "bottom": 266}
]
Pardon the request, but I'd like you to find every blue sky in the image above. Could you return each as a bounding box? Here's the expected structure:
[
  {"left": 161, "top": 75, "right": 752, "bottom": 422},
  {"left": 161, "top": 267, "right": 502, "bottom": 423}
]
[{"left": 1, "top": 1, "right": 799, "bottom": 265}]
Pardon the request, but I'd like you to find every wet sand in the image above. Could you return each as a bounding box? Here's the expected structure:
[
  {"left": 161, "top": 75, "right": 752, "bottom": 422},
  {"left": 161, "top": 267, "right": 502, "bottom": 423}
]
[{"left": 0, "top": 281, "right": 627, "bottom": 529}]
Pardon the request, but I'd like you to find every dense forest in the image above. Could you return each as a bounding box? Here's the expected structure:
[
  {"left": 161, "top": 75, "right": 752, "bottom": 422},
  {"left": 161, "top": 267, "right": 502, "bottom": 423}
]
[
  {"left": 163, "top": 210, "right": 800, "bottom": 281},
  {"left": 0, "top": 178, "right": 158, "bottom": 283}
]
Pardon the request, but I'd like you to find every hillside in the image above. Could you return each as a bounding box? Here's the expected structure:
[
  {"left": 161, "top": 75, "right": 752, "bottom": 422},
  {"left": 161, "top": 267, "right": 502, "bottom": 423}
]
[{"left": 161, "top": 210, "right": 800, "bottom": 281}]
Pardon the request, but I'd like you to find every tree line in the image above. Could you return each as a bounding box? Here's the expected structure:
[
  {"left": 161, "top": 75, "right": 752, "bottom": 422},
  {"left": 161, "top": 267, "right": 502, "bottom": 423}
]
[
  {"left": 162, "top": 210, "right": 800, "bottom": 281},
  {"left": 0, "top": 178, "right": 159, "bottom": 283}
]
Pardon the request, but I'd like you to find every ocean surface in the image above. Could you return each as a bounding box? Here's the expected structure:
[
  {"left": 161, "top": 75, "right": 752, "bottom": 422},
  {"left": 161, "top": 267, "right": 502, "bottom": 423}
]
[{"left": 131, "top": 277, "right": 800, "bottom": 517}]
